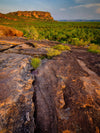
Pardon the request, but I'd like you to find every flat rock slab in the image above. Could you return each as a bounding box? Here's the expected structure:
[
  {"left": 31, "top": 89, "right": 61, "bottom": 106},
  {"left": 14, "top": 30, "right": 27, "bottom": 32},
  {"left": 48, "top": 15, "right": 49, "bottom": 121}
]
[
  {"left": 4, "top": 44, "right": 47, "bottom": 57},
  {"left": 0, "top": 53, "right": 34, "bottom": 133}
]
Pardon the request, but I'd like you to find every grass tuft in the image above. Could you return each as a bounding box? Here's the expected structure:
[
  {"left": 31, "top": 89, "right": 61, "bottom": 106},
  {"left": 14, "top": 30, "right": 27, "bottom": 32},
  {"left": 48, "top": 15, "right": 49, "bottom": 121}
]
[
  {"left": 46, "top": 48, "right": 61, "bottom": 58},
  {"left": 31, "top": 58, "right": 41, "bottom": 69},
  {"left": 88, "top": 44, "right": 100, "bottom": 54},
  {"left": 53, "top": 44, "right": 70, "bottom": 51}
]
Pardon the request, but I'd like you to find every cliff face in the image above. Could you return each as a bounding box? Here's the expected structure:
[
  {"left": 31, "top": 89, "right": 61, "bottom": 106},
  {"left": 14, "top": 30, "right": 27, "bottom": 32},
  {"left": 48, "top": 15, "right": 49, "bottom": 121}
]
[{"left": 8, "top": 11, "right": 54, "bottom": 20}]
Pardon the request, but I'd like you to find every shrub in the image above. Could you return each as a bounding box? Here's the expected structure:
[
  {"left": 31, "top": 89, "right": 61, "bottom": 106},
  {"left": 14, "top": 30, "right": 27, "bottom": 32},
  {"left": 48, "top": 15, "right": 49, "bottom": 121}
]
[
  {"left": 70, "top": 38, "right": 90, "bottom": 46},
  {"left": 46, "top": 48, "right": 61, "bottom": 58},
  {"left": 24, "top": 26, "right": 39, "bottom": 40},
  {"left": 88, "top": 44, "right": 100, "bottom": 54},
  {"left": 53, "top": 44, "right": 70, "bottom": 51},
  {"left": 31, "top": 58, "right": 41, "bottom": 69}
]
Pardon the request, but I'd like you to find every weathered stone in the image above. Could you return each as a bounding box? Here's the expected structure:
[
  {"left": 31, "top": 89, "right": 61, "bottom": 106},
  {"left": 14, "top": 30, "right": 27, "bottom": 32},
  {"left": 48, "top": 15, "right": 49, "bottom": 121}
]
[
  {"left": 0, "top": 53, "right": 34, "bottom": 133},
  {"left": 8, "top": 11, "right": 54, "bottom": 20},
  {"left": 4, "top": 43, "right": 47, "bottom": 57},
  {"left": 33, "top": 52, "right": 100, "bottom": 133},
  {"left": 0, "top": 13, "right": 17, "bottom": 21},
  {"left": 0, "top": 25, "right": 23, "bottom": 37},
  {"left": 0, "top": 37, "right": 100, "bottom": 133}
]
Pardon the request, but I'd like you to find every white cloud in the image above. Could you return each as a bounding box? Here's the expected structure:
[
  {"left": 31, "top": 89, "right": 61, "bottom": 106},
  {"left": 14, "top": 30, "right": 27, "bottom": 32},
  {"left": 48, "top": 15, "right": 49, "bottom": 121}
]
[
  {"left": 96, "top": 8, "right": 100, "bottom": 14},
  {"left": 70, "top": 3, "right": 100, "bottom": 9},
  {"left": 60, "top": 8, "right": 66, "bottom": 11}
]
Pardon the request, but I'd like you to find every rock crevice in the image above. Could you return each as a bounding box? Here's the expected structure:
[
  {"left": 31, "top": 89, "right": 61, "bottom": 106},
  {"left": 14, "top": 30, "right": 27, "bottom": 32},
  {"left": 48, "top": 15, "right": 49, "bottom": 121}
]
[{"left": 0, "top": 38, "right": 100, "bottom": 133}]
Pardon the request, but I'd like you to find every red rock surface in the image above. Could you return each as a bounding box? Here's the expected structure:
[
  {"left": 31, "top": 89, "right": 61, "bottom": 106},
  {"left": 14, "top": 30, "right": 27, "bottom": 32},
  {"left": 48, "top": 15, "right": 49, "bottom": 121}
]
[
  {"left": 0, "top": 37, "right": 100, "bottom": 133},
  {"left": 8, "top": 11, "right": 54, "bottom": 20},
  {"left": 0, "top": 13, "right": 17, "bottom": 21},
  {"left": 0, "top": 25, "right": 23, "bottom": 37},
  {"left": 33, "top": 52, "right": 100, "bottom": 133},
  {"left": 0, "top": 53, "right": 34, "bottom": 133}
]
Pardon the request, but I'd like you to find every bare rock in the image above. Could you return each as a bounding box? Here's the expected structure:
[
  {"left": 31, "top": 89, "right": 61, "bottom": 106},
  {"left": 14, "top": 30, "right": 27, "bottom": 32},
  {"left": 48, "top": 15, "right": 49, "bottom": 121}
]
[
  {"left": 4, "top": 43, "right": 47, "bottom": 57},
  {"left": 0, "top": 13, "right": 17, "bottom": 21},
  {"left": 0, "top": 53, "right": 34, "bottom": 133},
  {"left": 33, "top": 52, "right": 100, "bottom": 133},
  {"left": 0, "top": 25, "right": 23, "bottom": 37},
  {"left": 8, "top": 11, "right": 54, "bottom": 20}
]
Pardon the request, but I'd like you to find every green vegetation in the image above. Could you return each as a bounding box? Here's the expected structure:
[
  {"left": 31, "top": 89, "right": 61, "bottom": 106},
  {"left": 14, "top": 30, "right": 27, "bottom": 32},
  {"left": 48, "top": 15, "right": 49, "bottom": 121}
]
[
  {"left": 0, "top": 15, "right": 100, "bottom": 53},
  {"left": 46, "top": 44, "right": 70, "bottom": 58},
  {"left": 46, "top": 48, "right": 61, "bottom": 58},
  {"left": 24, "top": 26, "right": 39, "bottom": 40},
  {"left": 31, "top": 58, "right": 41, "bottom": 69},
  {"left": 88, "top": 44, "right": 100, "bottom": 54},
  {"left": 53, "top": 44, "right": 70, "bottom": 51}
]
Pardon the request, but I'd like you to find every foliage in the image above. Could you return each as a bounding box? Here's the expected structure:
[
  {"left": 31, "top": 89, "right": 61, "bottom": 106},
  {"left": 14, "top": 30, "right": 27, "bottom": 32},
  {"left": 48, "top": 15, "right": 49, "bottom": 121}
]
[
  {"left": 31, "top": 58, "right": 41, "bottom": 69},
  {"left": 88, "top": 44, "right": 100, "bottom": 54},
  {"left": 0, "top": 16, "right": 100, "bottom": 49},
  {"left": 70, "top": 38, "right": 90, "bottom": 46},
  {"left": 53, "top": 44, "right": 71, "bottom": 51},
  {"left": 24, "top": 26, "right": 38, "bottom": 40},
  {"left": 46, "top": 48, "right": 61, "bottom": 58}
]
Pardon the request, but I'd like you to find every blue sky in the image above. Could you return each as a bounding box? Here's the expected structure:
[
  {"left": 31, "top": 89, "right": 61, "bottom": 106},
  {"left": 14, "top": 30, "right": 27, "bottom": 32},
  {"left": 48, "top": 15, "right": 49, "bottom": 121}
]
[{"left": 0, "top": 0, "right": 100, "bottom": 20}]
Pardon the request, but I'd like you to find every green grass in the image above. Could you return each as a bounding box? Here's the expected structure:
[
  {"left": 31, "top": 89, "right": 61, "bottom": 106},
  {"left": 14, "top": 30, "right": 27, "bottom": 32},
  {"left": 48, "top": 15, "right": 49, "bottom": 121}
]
[
  {"left": 31, "top": 58, "right": 41, "bottom": 69},
  {"left": 46, "top": 48, "right": 61, "bottom": 58},
  {"left": 88, "top": 44, "right": 100, "bottom": 54},
  {"left": 24, "top": 26, "right": 39, "bottom": 40},
  {"left": 53, "top": 44, "right": 71, "bottom": 51}
]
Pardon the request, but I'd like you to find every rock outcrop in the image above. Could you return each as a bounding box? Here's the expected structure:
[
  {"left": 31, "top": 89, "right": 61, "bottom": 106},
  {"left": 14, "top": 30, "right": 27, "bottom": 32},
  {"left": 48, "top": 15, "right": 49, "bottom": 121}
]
[
  {"left": 33, "top": 52, "right": 100, "bottom": 133},
  {"left": 0, "top": 25, "right": 23, "bottom": 37},
  {"left": 8, "top": 11, "right": 54, "bottom": 20},
  {"left": 0, "top": 13, "right": 17, "bottom": 21},
  {"left": 0, "top": 13, "right": 8, "bottom": 19},
  {"left": 0, "top": 37, "right": 100, "bottom": 133},
  {"left": 0, "top": 53, "right": 34, "bottom": 133}
]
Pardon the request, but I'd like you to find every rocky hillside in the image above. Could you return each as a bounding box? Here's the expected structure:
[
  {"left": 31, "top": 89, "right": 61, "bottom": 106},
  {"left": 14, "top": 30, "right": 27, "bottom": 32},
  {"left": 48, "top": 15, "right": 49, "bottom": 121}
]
[
  {"left": 0, "top": 11, "right": 54, "bottom": 20},
  {"left": 0, "top": 13, "right": 17, "bottom": 21},
  {"left": 0, "top": 37, "right": 100, "bottom": 133}
]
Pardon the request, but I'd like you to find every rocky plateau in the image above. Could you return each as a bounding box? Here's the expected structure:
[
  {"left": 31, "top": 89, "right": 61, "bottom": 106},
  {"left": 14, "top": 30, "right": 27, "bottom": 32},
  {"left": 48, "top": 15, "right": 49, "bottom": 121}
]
[
  {"left": 0, "top": 37, "right": 100, "bottom": 133},
  {"left": 0, "top": 11, "right": 54, "bottom": 20}
]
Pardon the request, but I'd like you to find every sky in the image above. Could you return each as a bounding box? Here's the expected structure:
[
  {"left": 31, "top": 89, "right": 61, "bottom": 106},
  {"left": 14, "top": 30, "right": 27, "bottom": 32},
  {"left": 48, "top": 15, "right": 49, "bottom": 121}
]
[{"left": 0, "top": 0, "right": 100, "bottom": 20}]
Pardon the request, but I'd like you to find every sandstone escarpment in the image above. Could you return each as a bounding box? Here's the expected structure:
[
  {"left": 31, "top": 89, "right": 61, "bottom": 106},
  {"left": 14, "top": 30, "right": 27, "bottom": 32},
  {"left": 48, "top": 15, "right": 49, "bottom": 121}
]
[
  {"left": 0, "top": 13, "right": 17, "bottom": 21},
  {"left": 0, "top": 13, "right": 8, "bottom": 19},
  {"left": 8, "top": 11, "right": 54, "bottom": 20}
]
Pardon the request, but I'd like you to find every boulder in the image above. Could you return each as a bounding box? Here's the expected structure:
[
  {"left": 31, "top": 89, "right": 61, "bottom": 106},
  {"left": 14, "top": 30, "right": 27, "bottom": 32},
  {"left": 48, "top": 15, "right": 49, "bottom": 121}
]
[
  {"left": 0, "top": 53, "right": 34, "bottom": 133},
  {"left": 0, "top": 25, "right": 23, "bottom": 37}
]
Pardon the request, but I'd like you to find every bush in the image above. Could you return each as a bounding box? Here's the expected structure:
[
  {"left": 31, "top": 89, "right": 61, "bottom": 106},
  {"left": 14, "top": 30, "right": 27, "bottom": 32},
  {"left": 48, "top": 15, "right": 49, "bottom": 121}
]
[
  {"left": 24, "top": 26, "right": 39, "bottom": 40},
  {"left": 46, "top": 48, "right": 61, "bottom": 58},
  {"left": 31, "top": 58, "right": 41, "bottom": 69},
  {"left": 53, "top": 44, "right": 70, "bottom": 51},
  {"left": 88, "top": 44, "right": 100, "bottom": 54},
  {"left": 70, "top": 38, "right": 89, "bottom": 46}
]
